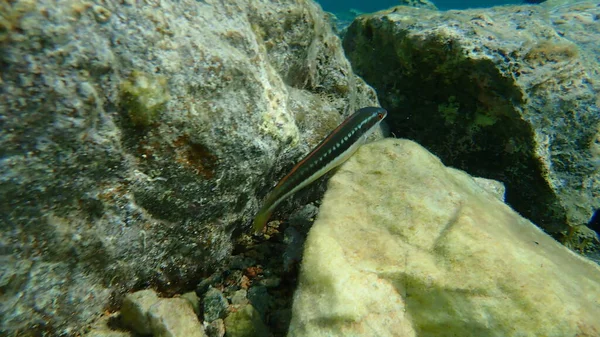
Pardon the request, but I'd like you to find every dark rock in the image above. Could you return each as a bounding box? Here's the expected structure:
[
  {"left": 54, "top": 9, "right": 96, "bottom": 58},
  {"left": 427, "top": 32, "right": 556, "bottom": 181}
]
[
  {"left": 342, "top": 2, "right": 600, "bottom": 247},
  {"left": 283, "top": 227, "right": 305, "bottom": 273},
  {"left": 228, "top": 255, "right": 256, "bottom": 271},
  {"left": 202, "top": 287, "right": 228, "bottom": 323},
  {"left": 247, "top": 286, "right": 269, "bottom": 320},
  {"left": 196, "top": 273, "right": 223, "bottom": 297}
]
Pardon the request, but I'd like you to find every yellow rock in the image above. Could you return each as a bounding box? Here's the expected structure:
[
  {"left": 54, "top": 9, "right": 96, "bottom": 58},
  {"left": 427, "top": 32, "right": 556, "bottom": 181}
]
[{"left": 288, "top": 138, "right": 600, "bottom": 337}]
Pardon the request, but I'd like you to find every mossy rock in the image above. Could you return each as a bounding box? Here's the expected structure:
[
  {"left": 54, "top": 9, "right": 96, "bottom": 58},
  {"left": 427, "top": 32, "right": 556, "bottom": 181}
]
[
  {"left": 119, "top": 70, "right": 170, "bottom": 127},
  {"left": 224, "top": 304, "right": 270, "bottom": 337}
]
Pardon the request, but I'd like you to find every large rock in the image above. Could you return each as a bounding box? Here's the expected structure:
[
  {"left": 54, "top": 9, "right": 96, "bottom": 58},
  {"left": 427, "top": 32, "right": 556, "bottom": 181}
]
[
  {"left": 342, "top": 2, "right": 600, "bottom": 242},
  {"left": 147, "top": 298, "right": 206, "bottom": 337},
  {"left": 0, "top": 0, "right": 377, "bottom": 335},
  {"left": 120, "top": 289, "right": 160, "bottom": 335},
  {"left": 288, "top": 138, "right": 600, "bottom": 337}
]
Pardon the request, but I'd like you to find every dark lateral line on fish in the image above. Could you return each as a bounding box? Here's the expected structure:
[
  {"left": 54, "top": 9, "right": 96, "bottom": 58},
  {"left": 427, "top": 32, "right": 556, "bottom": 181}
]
[{"left": 253, "top": 106, "right": 388, "bottom": 232}]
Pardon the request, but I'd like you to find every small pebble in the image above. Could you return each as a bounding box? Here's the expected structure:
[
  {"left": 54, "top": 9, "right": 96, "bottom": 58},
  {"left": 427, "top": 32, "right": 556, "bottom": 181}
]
[
  {"left": 247, "top": 286, "right": 269, "bottom": 320},
  {"left": 228, "top": 255, "right": 256, "bottom": 270},
  {"left": 239, "top": 275, "right": 251, "bottom": 289},
  {"left": 259, "top": 277, "right": 281, "bottom": 288},
  {"left": 203, "top": 287, "right": 229, "bottom": 322},
  {"left": 205, "top": 318, "right": 225, "bottom": 337},
  {"left": 197, "top": 273, "right": 223, "bottom": 296},
  {"left": 230, "top": 289, "right": 249, "bottom": 305}
]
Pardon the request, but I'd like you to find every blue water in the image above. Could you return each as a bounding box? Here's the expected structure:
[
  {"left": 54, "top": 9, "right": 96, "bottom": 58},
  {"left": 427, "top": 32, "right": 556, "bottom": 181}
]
[{"left": 316, "top": 0, "right": 525, "bottom": 13}]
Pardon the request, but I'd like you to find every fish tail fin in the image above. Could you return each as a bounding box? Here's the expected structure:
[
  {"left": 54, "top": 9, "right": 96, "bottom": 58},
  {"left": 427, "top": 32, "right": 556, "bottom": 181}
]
[{"left": 253, "top": 209, "right": 272, "bottom": 233}]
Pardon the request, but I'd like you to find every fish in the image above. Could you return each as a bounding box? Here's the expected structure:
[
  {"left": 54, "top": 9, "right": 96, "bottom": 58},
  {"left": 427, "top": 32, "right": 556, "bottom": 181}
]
[{"left": 253, "top": 106, "right": 388, "bottom": 232}]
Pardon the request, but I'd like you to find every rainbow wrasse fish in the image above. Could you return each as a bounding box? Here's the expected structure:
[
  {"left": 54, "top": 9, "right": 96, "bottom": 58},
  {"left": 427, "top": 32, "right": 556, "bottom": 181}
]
[{"left": 253, "top": 106, "right": 388, "bottom": 232}]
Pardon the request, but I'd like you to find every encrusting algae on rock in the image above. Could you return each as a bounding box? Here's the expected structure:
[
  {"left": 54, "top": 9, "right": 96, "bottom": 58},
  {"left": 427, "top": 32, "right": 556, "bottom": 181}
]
[{"left": 119, "top": 70, "right": 170, "bottom": 127}]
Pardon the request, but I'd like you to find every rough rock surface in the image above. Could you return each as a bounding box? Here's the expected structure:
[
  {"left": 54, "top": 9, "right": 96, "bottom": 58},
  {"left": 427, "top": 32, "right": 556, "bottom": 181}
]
[
  {"left": 224, "top": 304, "right": 270, "bottom": 337},
  {"left": 180, "top": 291, "right": 201, "bottom": 316},
  {"left": 118, "top": 290, "right": 206, "bottom": 337},
  {"left": 203, "top": 287, "right": 229, "bottom": 323},
  {"left": 288, "top": 139, "right": 600, "bottom": 337},
  {"left": 83, "top": 314, "right": 132, "bottom": 337},
  {"left": 147, "top": 298, "right": 206, "bottom": 337},
  {"left": 205, "top": 319, "right": 225, "bottom": 337},
  {"left": 0, "top": 0, "right": 378, "bottom": 335},
  {"left": 120, "top": 289, "right": 159, "bottom": 335},
  {"left": 342, "top": 2, "right": 600, "bottom": 243}
]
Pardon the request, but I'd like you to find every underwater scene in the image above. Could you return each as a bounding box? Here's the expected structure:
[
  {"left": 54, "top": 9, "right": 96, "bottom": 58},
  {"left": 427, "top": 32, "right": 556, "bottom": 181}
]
[
  {"left": 1, "top": 0, "right": 599, "bottom": 336},
  {"left": 320, "top": 0, "right": 546, "bottom": 30}
]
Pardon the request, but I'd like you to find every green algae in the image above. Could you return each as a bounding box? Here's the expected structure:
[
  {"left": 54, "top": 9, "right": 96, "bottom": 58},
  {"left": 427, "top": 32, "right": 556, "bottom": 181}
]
[
  {"left": 224, "top": 304, "right": 270, "bottom": 337},
  {"left": 119, "top": 71, "right": 170, "bottom": 127}
]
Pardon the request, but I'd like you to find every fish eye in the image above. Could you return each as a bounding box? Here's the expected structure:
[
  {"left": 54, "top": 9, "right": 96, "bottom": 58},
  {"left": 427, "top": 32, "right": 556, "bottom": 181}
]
[{"left": 377, "top": 112, "right": 385, "bottom": 119}]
